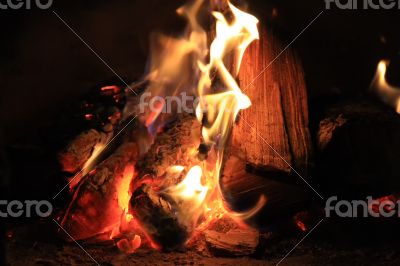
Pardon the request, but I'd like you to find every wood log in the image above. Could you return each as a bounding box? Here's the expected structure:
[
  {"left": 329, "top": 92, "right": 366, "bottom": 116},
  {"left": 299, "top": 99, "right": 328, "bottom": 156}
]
[
  {"left": 135, "top": 113, "right": 202, "bottom": 180},
  {"left": 204, "top": 228, "right": 259, "bottom": 256},
  {"left": 131, "top": 184, "right": 189, "bottom": 250},
  {"left": 59, "top": 141, "right": 138, "bottom": 241},
  {"left": 130, "top": 113, "right": 203, "bottom": 248},
  {"left": 317, "top": 100, "right": 400, "bottom": 196},
  {"left": 187, "top": 214, "right": 260, "bottom": 256},
  {"left": 202, "top": 215, "right": 259, "bottom": 256},
  {"left": 232, "top": 26, "right": 312, "bottom": 176},
  {"left": 58, "top": 129, "right": 109, "bottom": 174}
]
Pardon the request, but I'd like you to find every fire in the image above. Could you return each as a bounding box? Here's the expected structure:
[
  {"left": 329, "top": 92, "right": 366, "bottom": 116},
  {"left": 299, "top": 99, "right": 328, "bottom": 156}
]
[
  {"left": 162, "top": 0, "right": 262, "bottom": 242},
  {"left": 68, "top": 0, "right": 264, "bottom": 253},
  {"left": 169, "top": 166, "right": 208, "bottom": 202},
  {"left": 196, "top": 2, "right": 259, "bottom": 147},
  {"left": 371, "top": 60, "right": 400, "bottom": 113},
  {"left": 117, "top": 165, "right": 134, "bottom": 212}
]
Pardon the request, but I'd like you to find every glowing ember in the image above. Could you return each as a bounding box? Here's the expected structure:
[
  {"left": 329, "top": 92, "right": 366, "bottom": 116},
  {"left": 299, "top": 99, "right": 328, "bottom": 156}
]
[
  {"left": 116, "top": 235, "right": 142, "bottom": 254},
  {"left": 371, "top": 60, "right": 400, "bottom": 113}
]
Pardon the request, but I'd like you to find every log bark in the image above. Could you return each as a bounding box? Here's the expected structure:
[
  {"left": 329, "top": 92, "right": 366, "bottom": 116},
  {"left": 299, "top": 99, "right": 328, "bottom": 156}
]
[{"left": 232, "top": 26, "right": 312, "bottom": 176}]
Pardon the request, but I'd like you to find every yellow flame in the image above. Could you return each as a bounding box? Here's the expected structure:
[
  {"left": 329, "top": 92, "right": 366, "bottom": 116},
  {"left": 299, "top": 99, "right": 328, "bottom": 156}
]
[
  {"left": 117, "top": 165, "right": 135, "bottom": 212},
  {"left": 371, "top": 60, "right": 400, "bottom": 113},
  {"left": 196, "top": 2, "right": 258, "bottom": 147},
  {"left": 161, "top": 0, "right": 263, "bottom": 234},
  {"left": 169, "top": 166, "right": 208, "bottom": 203}
]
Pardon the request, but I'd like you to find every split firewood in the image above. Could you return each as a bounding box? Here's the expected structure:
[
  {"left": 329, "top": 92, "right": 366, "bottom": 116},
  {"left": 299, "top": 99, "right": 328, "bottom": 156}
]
[
  {"left": 59, "top": 141, "right": 139, "bottom": 241},
  {"left": 317, "top": 100, "right": 400, "bottom": 196},
  {"left": 188, "top": 214, "right": 259, "bottom": 256},
  {"left": 232, "top": 26, "right": 312, "bottom": 176},
  {"left": 203, "top": 215, "right": 259, "bottom": 256},
  {"left": 204, "top": 227, "right": 259, "bottom": 256}
]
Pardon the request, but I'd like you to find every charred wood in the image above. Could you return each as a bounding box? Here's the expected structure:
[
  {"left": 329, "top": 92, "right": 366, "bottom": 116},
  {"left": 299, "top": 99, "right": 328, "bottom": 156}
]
[{"left": 59, "top": 142, "right": 138, "bottom": 241}]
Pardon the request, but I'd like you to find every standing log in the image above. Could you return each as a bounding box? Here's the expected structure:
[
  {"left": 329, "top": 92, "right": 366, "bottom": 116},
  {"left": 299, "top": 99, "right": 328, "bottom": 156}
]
[{"left": 232, "top": 27, "right": 312, "bottom": 175}]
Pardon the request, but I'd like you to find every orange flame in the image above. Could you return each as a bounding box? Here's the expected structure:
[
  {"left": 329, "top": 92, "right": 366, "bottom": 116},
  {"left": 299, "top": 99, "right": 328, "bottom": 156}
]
[
  {"left": 371, "top": 60, "right": 400, "bottom": 113},
  {"left": 164, "top": 0, "right": 263, "bottom": 239}
]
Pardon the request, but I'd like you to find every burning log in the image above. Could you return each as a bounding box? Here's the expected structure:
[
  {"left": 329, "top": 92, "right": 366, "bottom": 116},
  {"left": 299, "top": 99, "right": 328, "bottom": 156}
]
[
  {"left": 317, "top": 100, "right": 400, "bottom": 196},
  {"left": 135, "top": 113, "right": 202, "bottom": 179},
  {"left": 59, "top": 141, "right": 138, "bottom": 241},
  {"left": 58, "top": 83, "right": 128, "bottom": 176},
  {"left": 58, "top": 129, "right": 110, "bottom": 174},
  {"left": 131, "top": 184, "right": 189, "bottom": 250},
  {"left": 130, "top": 113, "right": 203, "bottom": 249},
  {"left": 232, "top": 27, "right": 312, "bottom": 175}
]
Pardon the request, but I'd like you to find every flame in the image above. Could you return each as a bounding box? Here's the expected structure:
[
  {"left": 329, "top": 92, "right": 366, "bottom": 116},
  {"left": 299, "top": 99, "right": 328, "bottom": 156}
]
[
  {"left": 117, "top": 165, "right": 135, "bottom": 212},
  {"left": 117, "top": 0, "right": 264, "bottom": 249},
  {"left": 168, "top": 166, "right": 208, "bottom": 207},
  {"left": 141, "top": 0, "right": 208, "bottom": 132},
  {"left": 163, "top": 0, "right": 263, "bottom": 239},
  {"left": 196, "top": 2, "right": 258, "bottom": 147},
  {"left": 371, "top": 60, "right": 400, "bottom": 113},
  {"left": 67, "top": 3, "right": 263, "bottom": 251},
  {"left": 69, "top": 133, "right": 111, "bottom": 190}
]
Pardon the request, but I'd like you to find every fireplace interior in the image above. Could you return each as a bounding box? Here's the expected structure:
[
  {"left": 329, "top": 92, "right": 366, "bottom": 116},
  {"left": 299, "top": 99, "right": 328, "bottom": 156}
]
[{"left": 2, "top": 0, "right": 400, "bottom": 265}]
